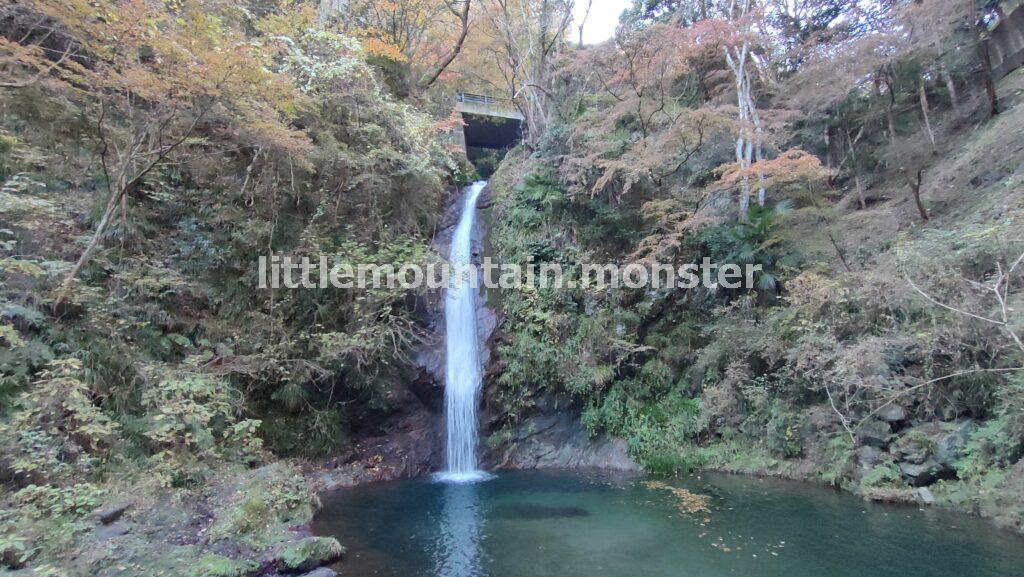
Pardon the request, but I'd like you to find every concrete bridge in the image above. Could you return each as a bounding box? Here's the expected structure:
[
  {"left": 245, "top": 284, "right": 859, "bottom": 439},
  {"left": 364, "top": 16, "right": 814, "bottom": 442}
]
[{"left": 453, "top": 92, "right": 524, "bottom": 151}]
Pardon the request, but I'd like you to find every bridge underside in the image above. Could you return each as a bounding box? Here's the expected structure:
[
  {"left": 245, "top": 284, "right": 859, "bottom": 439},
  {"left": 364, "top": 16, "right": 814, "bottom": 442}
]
[{"left": 461, "top": 112, "right": 523, "bottom": 150}]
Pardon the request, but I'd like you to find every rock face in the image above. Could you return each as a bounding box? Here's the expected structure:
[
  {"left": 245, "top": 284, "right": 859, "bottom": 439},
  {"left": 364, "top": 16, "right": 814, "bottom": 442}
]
[
  {"left": 848, "top": 409, "right": 983, "bottom": 491},
  {"left": 479, "top": 392, "right": 638, "bottom": 472},
  {"left": 890, "top": 420, "right": 975, "bottom": 486},
  {"left": 310, "top": 383, "right": 443, "bottom": 490},
  {"left": 856, "top": 419, "right": 893, "bottom": 448},
  {"left": 898, "top": 460, "right": 950, "bottom": 486}
]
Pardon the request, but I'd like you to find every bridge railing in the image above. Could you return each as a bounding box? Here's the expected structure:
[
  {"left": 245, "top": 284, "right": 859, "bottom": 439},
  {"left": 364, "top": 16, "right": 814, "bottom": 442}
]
[
  {"left": 456, "top": 92, "right": 510, "bottom": 105},
  {"left": 454, "top": 92, "right": 525, "bottom": 121}
]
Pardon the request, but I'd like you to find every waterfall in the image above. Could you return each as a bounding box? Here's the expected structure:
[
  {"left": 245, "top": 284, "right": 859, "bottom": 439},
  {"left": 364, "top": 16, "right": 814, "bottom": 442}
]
[{"left": 439, "top": 181, "right": 488, "bottom": 483}]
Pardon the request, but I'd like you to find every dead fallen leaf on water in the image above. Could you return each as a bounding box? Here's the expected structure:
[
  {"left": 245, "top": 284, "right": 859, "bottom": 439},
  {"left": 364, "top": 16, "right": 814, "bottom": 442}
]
[{"left": 643, "top": 481, "right": 712, "bottom": 515}]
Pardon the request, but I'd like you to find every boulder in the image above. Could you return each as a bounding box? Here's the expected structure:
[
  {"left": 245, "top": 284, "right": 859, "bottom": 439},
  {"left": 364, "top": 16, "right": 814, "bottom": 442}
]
[
  {"left": 298, "top": 569, "right": 338, "bottom": 577},
  {"left": 804, "top": 405, "right": 843, "bottom": 434},
  {"left": 892, "top": 420, "right": 975, "bottom": 485},
  {"left": 899, "top": 459, "right": 953, "bottom": 486},
  {"left": 856, "top": 419, "right": 892, "bottom": 448},
  {"left": 856, "top": 445, "right": 887, "bottom": 468},
  {"left": 876, "top": 404, "right": 907, "bottom": 423},
  {"left": 861, "top": 487, "right": 923, "bottom": 504},
  {"left": 892, "top": 436, "right": 931, "bottom": 465},
  {"left": 935, "top": 419, "right": 975, "bottom": 466},
  {"left": 274, "top": 537, "right": 345, "bottom": 573}
]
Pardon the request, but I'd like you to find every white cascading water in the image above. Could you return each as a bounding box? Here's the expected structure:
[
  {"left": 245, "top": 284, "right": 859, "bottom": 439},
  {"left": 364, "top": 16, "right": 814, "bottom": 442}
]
[{"left": 440, "top": 181, "right": 488, "bottom": 483}]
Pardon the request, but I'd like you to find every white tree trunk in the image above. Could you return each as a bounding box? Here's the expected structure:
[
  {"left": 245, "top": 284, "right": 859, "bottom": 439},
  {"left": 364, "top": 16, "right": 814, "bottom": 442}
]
[{"left": 919, "top": 78, "right": 936, "bottom": 146}]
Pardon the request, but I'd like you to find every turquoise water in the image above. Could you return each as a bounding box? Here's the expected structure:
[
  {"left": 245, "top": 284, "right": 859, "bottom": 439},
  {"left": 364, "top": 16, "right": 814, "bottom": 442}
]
[{"left": 313, "top": 470, "right": 1024, "bottom": 577}]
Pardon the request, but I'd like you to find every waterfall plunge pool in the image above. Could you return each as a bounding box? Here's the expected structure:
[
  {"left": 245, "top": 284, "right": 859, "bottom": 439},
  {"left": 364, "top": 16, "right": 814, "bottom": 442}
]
[{"left": 312, "top": 469, "right": 1024, "bottom": 577}]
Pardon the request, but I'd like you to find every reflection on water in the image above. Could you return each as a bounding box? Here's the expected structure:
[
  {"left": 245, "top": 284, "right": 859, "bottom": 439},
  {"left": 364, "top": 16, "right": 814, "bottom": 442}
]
[
  {"left": 435, "top": 483, "right": 485, "bottom": 577},
  {"left": 491, "top": 503, "right": 590, "bottom": 520},
  {"left": 314, "top": 470, "right": 1024, "bottom": 577}
]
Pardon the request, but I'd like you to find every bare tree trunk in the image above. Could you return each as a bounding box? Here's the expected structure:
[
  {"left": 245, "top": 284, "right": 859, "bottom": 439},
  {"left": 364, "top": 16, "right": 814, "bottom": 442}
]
[
  {"left": 969, "top": 2, "right": 999, "bottom": 118},
  {"left": 419, "top": 1, "right": 473, "bottom": 89},
  {"left": 825, "top": 126, "right": 832, "bottom": 172},
  {"left": 939, "top": 60, "right": 960, "bottom": 114},
  {"left": 739, "top": 131, "right": 753, "bottom": 216},
  {"left": 854, "top": 173, "right": 867, "bottom": 210},
  {"left": 919, "top": 77, "right": 936, "bottom": 146},
  {"left": 844, "top": 127, "right": 866, "bottom": 210},
  {"left": 59, "top": 175, "right": 128, "bottom": 302},
  {"left": 885, "top": 77, "right": 897, "bottom": 144},
  {"left": 755, "top": 140, "right": 765, "bottom": 206},
  {"left": 726, "top": 27, "right": 755, "bottom": 219},
  {"left": 752, "top": 94, "right": 766, "bottom": 206},
  {"left": 910, "top": 168, "right": 929, "bottom": 221},
  {"left": 577, "top": 0, "right": 592, "bottom": 48},
  {"left": 976, "top": 40, "right": 999, "bottom": 117},
  {"left": 56, "top": 107, "right": 209, "bottom": 306}
]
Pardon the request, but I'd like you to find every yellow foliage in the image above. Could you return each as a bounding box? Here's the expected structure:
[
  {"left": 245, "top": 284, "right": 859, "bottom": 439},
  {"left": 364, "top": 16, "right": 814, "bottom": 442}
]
[
  {"left": 716, "top": 148, "right": 829, "bottom": 192},
  {"left": 357, "top": 32, "right": 410, "bottom": 63},
  {"left": 17, "top": 0, "right": 311, "bottom": 159}
]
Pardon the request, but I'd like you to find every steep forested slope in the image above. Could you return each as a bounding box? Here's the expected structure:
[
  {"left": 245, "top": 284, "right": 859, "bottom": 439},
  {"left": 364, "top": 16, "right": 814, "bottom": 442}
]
[
  {"left": 483, "top": 42, "right": 1024, "bottom": 531},
  {"left": 0, "top": 1, "right": 468, "bottom": 572}
]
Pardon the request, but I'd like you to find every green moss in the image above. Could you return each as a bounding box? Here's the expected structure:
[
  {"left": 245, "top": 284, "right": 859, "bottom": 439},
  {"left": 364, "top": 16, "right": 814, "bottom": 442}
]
[
  {"left": 196, "top": 554, "right": 258, "bottom": 577},
  {"left": 209, "top": 463, "right": 317, "bottom": 547},
  {"left": 861, "top": 463, "right": 903, "bottom": 489},
  {"left": 275, "top": 536, "right": 345, "bottom": 572}
]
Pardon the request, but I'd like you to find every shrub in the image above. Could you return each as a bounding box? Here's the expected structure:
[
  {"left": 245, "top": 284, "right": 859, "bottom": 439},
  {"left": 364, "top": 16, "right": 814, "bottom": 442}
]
[{"left": 0, "top": 359, "right": 119, "bottom": 481}]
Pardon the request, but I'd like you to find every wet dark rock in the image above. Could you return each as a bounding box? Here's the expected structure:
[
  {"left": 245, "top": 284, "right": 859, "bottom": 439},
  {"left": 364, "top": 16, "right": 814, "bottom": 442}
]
[
  {"left": 311, "top": 403, "right": 443, "bottom": 490},
  {"left": 936, "top": 420, "right": 975, "bottom": 465}
]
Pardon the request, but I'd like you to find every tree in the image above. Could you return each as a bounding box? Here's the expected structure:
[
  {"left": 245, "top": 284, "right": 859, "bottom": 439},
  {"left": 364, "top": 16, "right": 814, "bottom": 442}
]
[
  {"left": 326, "top": 0, "right": 474, "bottom": 91},
  {"left": 480, "top": 0, "right": 577, "bottom": 148},
  {"left": 584, "top": 23, "right": 695, "bottom": 139},
  {"left": 568, "top": 20, "right": 730, "bottom": 199},
  {"left": 1, "top": 1, "right": 311, "bottom": 304},
  {"left": 885, "top": 132, "right": 935, "bottom": 222},
  {"left": 723, "top": 0, "right": 766, "bottom": 216}
]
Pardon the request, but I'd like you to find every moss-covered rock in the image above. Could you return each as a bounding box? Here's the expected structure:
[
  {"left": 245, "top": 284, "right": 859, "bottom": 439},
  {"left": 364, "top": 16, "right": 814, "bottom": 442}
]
[
  {"left": 195, "top": 554, "right": 259, "bottom": 577},
  {"left": 274, "top": 537, "right": 345, "bottom": 573},
  {"left": 209, "top": 463, "right": 319, "bottom": 547}
]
